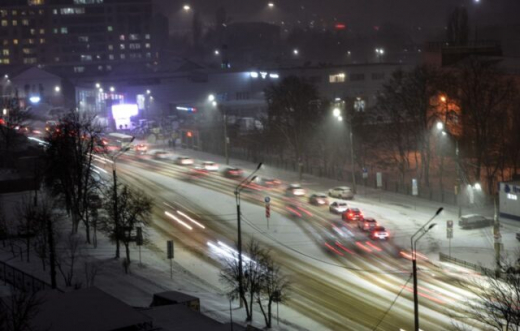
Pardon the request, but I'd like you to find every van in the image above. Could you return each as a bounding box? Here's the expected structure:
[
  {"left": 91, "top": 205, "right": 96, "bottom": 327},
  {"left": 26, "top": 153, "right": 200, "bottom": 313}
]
[{"left": 458, "top": 214, "right": 493, "bottom": 229}]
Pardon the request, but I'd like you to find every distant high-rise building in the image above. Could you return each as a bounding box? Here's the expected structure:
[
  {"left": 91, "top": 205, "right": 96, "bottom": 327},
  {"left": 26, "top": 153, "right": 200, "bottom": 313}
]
[{"left": 0, "top": 0, "right": 154, "bottom": 76}]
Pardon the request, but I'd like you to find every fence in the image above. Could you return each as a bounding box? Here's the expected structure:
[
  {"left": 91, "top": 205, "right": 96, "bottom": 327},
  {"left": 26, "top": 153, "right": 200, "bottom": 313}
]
[
  {"left": 0, "top": 260, "right": 58, "bottom": 293},
  {"left": 439, "top": 252, "right": 498, "bottom": 278},
  {"left": 221, "top": 146, "right": 490, "bottom": 207}
]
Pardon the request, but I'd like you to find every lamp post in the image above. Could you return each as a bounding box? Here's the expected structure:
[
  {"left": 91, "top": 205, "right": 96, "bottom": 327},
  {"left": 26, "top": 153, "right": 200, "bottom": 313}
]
[
  {"left": 111, "top": 139, "right": 134, "bottom": 258},
  {"left": 212, "top": 99, "right": 229, "bottom": 165},
  {"left": 234, "top": 163, "right": 262, "bottom": 309},
  {"left": 410, "top": 207, "right": 443, "bottom": 331},
  {"left": 438, "top": 124, "right": 462, "bottom": 218},
  {"left": 333, "top": 101, "right": 357, "bottom": 194}
]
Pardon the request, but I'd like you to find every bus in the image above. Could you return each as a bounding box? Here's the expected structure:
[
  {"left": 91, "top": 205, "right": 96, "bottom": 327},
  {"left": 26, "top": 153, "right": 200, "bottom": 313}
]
[{"left": 100, "top": 133, "right": 135, "bottom": 152}]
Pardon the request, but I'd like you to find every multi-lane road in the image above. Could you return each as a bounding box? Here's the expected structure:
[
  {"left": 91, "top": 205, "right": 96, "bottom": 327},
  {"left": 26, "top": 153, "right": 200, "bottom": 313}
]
[{"left": 94, "top": 152, "right": 481, "bottom": 331}]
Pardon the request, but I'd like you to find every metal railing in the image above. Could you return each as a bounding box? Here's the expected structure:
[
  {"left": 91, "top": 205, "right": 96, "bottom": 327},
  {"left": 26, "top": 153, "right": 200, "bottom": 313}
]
[{"left": 439, "top": 252, "right": 497, "bottom": 278}]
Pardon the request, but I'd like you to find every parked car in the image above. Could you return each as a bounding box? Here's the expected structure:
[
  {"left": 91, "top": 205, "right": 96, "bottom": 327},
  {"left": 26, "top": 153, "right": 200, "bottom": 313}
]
[
  {"left": 328, "top": 186, "right": 355, "bottom": 200},
  {"left": 358, "top": 217, "right": 378, "bottom": 231},
  {"left": 342, "top": 208, "right": 363, "bottom": 222},
  {"left": 329, "top": 201, "right": 348, "bottom": 214},
  {"left": 309, "top": 193, "right": 329, "bottom": 206},
  {"left": 458, "top": 214, "right": 493, "bottom": 229},
  {"left": 174, "top": 156, "right": 194, "bottom": 166},
  {"left": 370, "top": 226, "right": 389, "bottom": 240},
  {"left": 285, "top": 184, "right": 306, "bottom": 197},
  {"left": 222, "top": 167, "right": 244, "bottom": 179}
]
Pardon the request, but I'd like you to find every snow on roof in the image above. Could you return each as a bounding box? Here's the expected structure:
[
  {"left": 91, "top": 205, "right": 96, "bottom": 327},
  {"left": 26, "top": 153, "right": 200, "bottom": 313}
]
[
  {"left": 31, "top": 287, "right": 152, "bottom": 331},
  {"left": 142, "top": 304, "right": 245, "bottom": 331}
]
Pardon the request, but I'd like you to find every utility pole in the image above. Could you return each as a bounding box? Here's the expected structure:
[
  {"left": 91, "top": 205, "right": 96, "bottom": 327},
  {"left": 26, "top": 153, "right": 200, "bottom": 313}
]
[
  {"left": 112, "top": 167, "right": 120, "bottom": 258},
  {"left": 346, "top": 100, "right": 356, "bottom": 193},
  {"left": 219, "top": 104, "right": 229, "bottom": 165},
  {"left": 494, "top": 195, "right": 501, "bottom": 276}
]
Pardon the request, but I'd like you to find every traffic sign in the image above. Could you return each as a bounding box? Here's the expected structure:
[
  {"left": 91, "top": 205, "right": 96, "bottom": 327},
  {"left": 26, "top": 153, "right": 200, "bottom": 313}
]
[
  {"left": 412, "top": 179, "right": 418, "bottom": 196},
  {"left": 447, "top": 228, "right": 453, "bottom": 239},
  {"left": 265, "top": 196, "right": 271, "bottom": 203},
  {"left": 447, "top": 220, "right": 453, "bottom": 228},
  {"left": 376, "top": 172, "right": 383, "bottom": 188},
  {"left": 266, "top": 203, "right": 271, "bottom": 218},
  {"left": 362, "top": 167, "right": 368, "bottom": 179}
]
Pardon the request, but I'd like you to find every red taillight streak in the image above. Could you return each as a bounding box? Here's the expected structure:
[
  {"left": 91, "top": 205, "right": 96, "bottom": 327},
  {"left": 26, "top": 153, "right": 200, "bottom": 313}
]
[
  {"left": 297, "top": 207, "right": 313, "bottom": 217},
  {"left": 335, "top": 241, "right": 355, "bottom": 254},
  {"left": 365, "top": 241, "right": 382, "bottom": 252},
  {"left": 404, "top": 287, "right": 445, "bottom": 305},
  {"left": 355, "top": 241, "right": 372, "bottom": 253},
  {"left": 400, "top": 251, "right": 413, "bottom": 260},
  {"left": 325, "top": 243, "right": 344, "bottom": 256},
  {"left": 286, "top": 207, "right": 302, "bottom": 217}
]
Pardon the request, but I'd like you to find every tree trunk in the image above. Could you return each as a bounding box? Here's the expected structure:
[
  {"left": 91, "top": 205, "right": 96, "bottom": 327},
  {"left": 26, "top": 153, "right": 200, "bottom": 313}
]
[{"left": 47, "top": 217, "right": 57, "bottom": 289}]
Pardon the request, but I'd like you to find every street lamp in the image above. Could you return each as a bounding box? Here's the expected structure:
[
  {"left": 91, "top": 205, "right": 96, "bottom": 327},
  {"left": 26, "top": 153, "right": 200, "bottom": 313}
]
[
  {"left": 183, "top": 4, "right": 191, "bottom": 11},
  {"left": 95, "top": 82, "right": 100, "bottom": 89},
  {"left": 214, "top": 49, "right": 220, "bottom": 56},
  {"left": 208, "top": 94, "right": 215, "bottom": 102},
  {"left": 332, "top": 103, "right": 356, "bottom": 193},
  {"left": 268, "top": 2, "right": 274, "bottom": 8},
  {"left": 293, "top": 49, "right": 299, "bottom": 55},
  {"left": 111, "top": 137, "right": 135, "bottom": 259},
  {"left": 146, "top": 89, "right": 151, "bottom": 95},
  {"left": 436, "top": 122, "right": 443, "bottom": 130},
  {"left": 110, "top": 86, "right": 115, "bottom": 92},
  {"left": 54, "top": 86, "right": 61, "bottom": 93},
  {"left": 211, "top": 100, "right": 229, "bottom": 165},
  {"left": 332, "top": 108, "right": 341, "bottom": 117},
  {"left": 235, "top": 163, "right": 263, "bottom": 309},
  {"left": 411, "top": 207, "right": 443, "bottom": 331}
]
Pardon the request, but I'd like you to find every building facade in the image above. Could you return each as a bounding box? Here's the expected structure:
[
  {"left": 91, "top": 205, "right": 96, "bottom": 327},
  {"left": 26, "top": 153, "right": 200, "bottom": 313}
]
[{"left": 0, "top": 0, "right": 153, "bottom": 77}]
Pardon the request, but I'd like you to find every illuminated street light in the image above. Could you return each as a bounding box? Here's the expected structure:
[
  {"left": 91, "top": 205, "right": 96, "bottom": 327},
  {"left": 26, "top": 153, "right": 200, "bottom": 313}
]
[
  {"left": 436, "top": 122, "right": 444, "bottom": 131},
  {"left": 268, "top": 2, "right": 274, "bottom": 8},
  {"left": 474, "top": 183, "right": 482, "bottom": 191},
  {"left": 208, "top": 94, "right": 215, "bottom": 102},
  {"left": 440, "top": 95, "right": 446, "bottom": 103},
  {"left": 333, "top": 108, "right": 341, "bottom": 117},
  {"left": 99, "top": 88, "right": 103, "bottom": 93},
  {"left": 110, "top": 86, "right": 115, "bottom": 92},
  {"left": 183, "top": 4, "right": 191, "bottom": 11},
  {"left": 146, "top": 89, "right": 151, "bottom": 94},
  {"left": 214, "top": 49, "right": 220, "bottom": 55},
  {"left": 212, "top": 101, "right": 218, "bottom": 108},
  {"left": 338, "top": 116, "right": 343, "bottom": 122},
  {"left": 2, "top": 108, "right": 7, "bottom": 116},
  {"left": 54, "top": 86, "right": 61, "bottom": 92},
  {"left": 293, "top": 49, "right": 299, "bottom": 55},
  {"left": 4, "top": 74, "right": 8, "bottom": 79},
  {"left": 95, "top": 82, "right": 100, "bottom": 88}
]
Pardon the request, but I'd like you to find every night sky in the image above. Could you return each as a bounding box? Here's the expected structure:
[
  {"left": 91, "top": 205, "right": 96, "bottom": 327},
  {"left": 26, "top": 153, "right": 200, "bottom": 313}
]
[{"left": 154, "top": 0, "right": 520, "bottom": 30}]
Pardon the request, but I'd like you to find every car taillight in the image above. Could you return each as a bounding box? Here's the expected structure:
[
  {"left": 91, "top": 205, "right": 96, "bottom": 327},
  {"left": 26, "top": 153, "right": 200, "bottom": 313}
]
[{"left": 348, "top": 213, "right": 353, "bottom": 217}]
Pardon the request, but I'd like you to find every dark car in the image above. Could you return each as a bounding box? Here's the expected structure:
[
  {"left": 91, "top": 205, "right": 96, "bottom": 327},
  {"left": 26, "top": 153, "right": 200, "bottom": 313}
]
[
  {"left": 308, "top": 193, "right": 329, "bottom": 206},
  {"left": 370, "top": 226, "right": 389, "bottom": 240},
  {"left": 222, "top": 167, "right": 244, "bottom": 179},
  {"left": 358, "top": 217, "right": 378, "bottom": 231},
  {"left": 342, "top": 208, "right": 363, "bottom": 222}
]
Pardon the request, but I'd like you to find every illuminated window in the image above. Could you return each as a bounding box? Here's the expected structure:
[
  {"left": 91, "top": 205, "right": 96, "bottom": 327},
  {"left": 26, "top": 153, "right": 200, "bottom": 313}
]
[
  {"left": 80, "top": 54, "right": 92, "bottom": 61},
  {"left": 119, "top": 35, "right": 125, "bottom": 41},
  {"left": 53, "top": 28, "right": 57, "bottom": 34},
  {"left": 129, "top": 34, "right": 139, "bottom": 40},
  {"left": 129, "top": 43, "right": 141, "bottom": 50},
  {"left": 107, "top": 26, "right": 113, "bottom": 32},
  {"left": 12, "top": 20, "right": 17, "bottom": 26},
  {"left": 73, "top": 66, "right": 85, "bottom": 73},
  {"left": 2, "top": 50, "right": 9, "bottom": 56},
  {"left": 508, "top": 193, "right": 518, "bottom": 201},
  {"left": 108, "top": 45, "right": 113, "bottom": 50},
  {"left": 145, "top": 43, "right": 150, "bottom": 48},
  {"left": 0, "top": 11, "right": 7, "bottom": 17},
  {"left": 54, "top": 57, "right": 60, "bottom": 62},
  {"left": 13, "top": 39, "right": 18, "bottom": 45},
  {"left": 119, "top": 44, "right": 125, "bottom": 50},
  {"left": 78, "top": 36, "right": 88, "bottom": 42},
  {"left": 61, "top": 27, "right": 68, "bottom": 34},
  {"left": 329, "top": 73, "right": 345, "bottom": 83},
  {"left": 120, "top": 54, "right": 125, "bottom": 59},
  {"left": 39, "top": 38, "right": 45, "bottom": 44},
  {"left": 39, "top": 28, "right": 44, "bottom": 34},
  {"left": 53, "top": 9, "right": 58, "bottom": 15},
  {"left": 28, "top": 0, "right": 45, "bottom": 5},
  {"left": 0, "top": 59, "right": 10, "bottom": 64},
  {"left": 12, "top": 10, "right": 17, "bottom": 16},
  {"left": 145, "top": 52, "right": 151, "bottom": 58},
  {"left": 145, "top": 34, "right": 150, "bottom": 40},
  {"left": 106, "top": 65, "right": 112, "bottom": 70},
  {"left": 23, "top": 57, "right": 37, "bottom": 64},
  {"left": 22, "top": 19, "right": 29, "bottom": 26},
  {"left": 22, "top": 48, "right": 33, "bottom": 54},
  {"left": 28, "top": 39, "right": 35, "bottom": 44},
  {"left": 30, "top": 29, "right": 36, "bottom": 35},
  {"left": 1, "top": 20, "right": 7, "bottom": 27},
  {"left": 108, "top": 54, "right": 114, "bottom": 60}
]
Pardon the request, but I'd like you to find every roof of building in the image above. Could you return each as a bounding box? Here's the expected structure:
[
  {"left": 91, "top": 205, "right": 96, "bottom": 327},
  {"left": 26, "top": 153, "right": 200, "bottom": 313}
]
[
  {"left": 31, "top": 287, "right": 152, "bottom": 331},
  {"left": 142, "top": 304, "right": 245, "bottom": 331},
  {"left": 153, "top": 291, "right": 199, "bottom": 304}
]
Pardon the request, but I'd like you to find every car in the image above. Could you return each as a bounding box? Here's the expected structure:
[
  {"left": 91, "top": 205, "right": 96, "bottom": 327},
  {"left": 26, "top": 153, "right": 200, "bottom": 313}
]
[
  {"left": 153, "top": 151, "right": 171, "bottom": 160},
  {"left": 134, "top": 144, "right": 147, "bottom": 154},
  {"left": 358, "top": 217, "right": 378, "bottom": 231},
  {"left": 222, "top": 167, "right": 244, "bottom": 179},
  {"left": 328, "top": 186, "right": 354, "bottom": 200},
  {"left": 309, "top": 193, "right": 329, "bottom": 206},
  {"left": 329, "top": 201, "right": 348, "bottom": 214},
  {"left": 516, "top": 233, "right": 520, "bottom": 242},
  {"left": 175, "top": 156, "right": 194, "bottom": 166},
  {"left": 285, "top": 184, "right": 306, "bottom": 197},
  {"left": 370, "top": 226, "right": 389, "bottom": 240},
  {"left": 255, "top": 177, "right": 281, "bottom": 187},
  {"left": 202, "top": 161, "right": 219, "bottom": 171},
  {"left": 458, "top": 214, "right": 493, "bottom": 229},
  {"left": 342, "top": 208, "right": 363, "bottom": 222}
]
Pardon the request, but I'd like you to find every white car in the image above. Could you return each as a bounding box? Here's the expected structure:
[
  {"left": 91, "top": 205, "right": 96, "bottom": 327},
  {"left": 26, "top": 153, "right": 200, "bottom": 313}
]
[
  {"left": 329, "top": 201, "right": 348, "bottom": 214},
  {"left": 175, "top": 156, "right": 194, "bottom": 165},
  {"left": 202, "top": 161, "right": 219, "bottom": 171},
  {"left": 328, "top": 186, "right": 354, "bottom": 200},
  {"left": 286, "top": 184, "right": 306, "bottom": 197}
]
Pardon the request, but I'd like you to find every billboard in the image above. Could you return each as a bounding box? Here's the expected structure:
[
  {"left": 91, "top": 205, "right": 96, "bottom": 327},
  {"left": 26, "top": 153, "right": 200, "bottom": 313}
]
[{"left": 112, "top": 104, "right": 138, "bottom": 130}]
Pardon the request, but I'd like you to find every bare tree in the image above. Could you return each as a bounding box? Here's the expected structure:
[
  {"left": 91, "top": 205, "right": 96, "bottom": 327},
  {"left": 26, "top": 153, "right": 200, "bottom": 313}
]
[
  {"left": 0, "top": 286, "right": 43, "bottom": 331},
  {"left": 453, "top": 261, "right": 520, "bottom": 331},
  {"left": 0, "top": 97, "right": 31, "bottom": 152},
  {"left": 55, "top": 233, "right": 81, "bottom": 287},
  {"left": 15, "top": 195, "right": 38, "bottom": 263},
  {"left": 220, "top": 239, "right": 290, "bottom": 327},
  {"left": 455, "top": 57, "right": 517, "bottom": 192},
  {"left": 44, "top": 110, "right": 102, "bottom": 241},
  {"left": 100, "top": 184, "right": 152, "bottom": 272}
]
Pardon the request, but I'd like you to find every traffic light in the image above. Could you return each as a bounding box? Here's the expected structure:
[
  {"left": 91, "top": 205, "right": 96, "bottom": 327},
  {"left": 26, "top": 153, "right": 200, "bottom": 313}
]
[{"left": 186, "top": 131, "right": 192, "bottom": 138}]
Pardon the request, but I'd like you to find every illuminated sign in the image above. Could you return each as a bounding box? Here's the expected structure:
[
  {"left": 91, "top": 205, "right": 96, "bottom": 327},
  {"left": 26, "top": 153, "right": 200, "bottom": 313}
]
[
  {"left": 176, "top": 106, "right": 197, "bottom": 112},
  {"left": 29, "top": 96, "right": 41, "bottom": 104},
  {"left": 111, "top": 104, "right": 138, "bottom": 129},
  {"left": 250, "top": 71, "right": 280, "bottom": 79}
]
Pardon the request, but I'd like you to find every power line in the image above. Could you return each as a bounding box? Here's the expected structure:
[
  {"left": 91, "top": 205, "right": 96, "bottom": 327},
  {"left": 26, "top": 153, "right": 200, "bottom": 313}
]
[{"left": 371, "top": 273, "right": 413, "bottom": 331}]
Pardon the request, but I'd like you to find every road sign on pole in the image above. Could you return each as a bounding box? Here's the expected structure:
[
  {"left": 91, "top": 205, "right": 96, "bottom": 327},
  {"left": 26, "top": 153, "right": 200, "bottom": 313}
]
[
  {"left": 376, "top": 172, "right": 382, "bottom": 188},
  {"left": 362, "top": 167, "right": 368, "bottom": 179},
  {"left": 264, "top": 196, "right": 271, "bottom": 203},
  {"left": 412, "top": 179, "right": 418, "bottom": 196}
]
